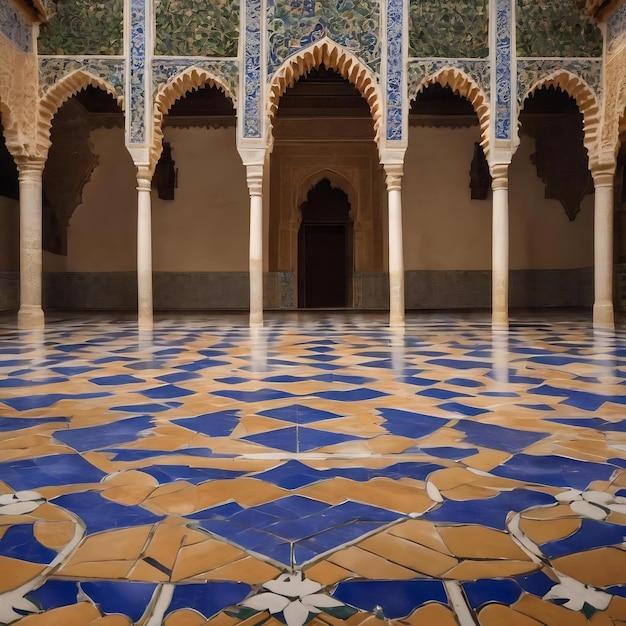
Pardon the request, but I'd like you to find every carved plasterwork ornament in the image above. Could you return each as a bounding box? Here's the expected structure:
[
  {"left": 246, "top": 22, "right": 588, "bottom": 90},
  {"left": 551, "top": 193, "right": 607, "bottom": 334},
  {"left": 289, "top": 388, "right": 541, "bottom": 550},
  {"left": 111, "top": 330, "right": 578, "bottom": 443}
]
[
  {"left": 0, "top": 36, "right": 39, "bottom": 161},
  {"left": 409, "top": 67, "right": 490, "bottom": 158},
  {"left": 37, "top": 69, "right": 122, "bottom": 159},
  {"left": 151, "top": 67, "right": 236, "bottom": 174},
  {"left": 267, "top": 37, "right": 384, "bottom": 148},
  {"left": 520, "top": 71, "right": 601, "bottom": 171},
  {"left": 601, "top": 46, "right": 626, "bottom": 169}
]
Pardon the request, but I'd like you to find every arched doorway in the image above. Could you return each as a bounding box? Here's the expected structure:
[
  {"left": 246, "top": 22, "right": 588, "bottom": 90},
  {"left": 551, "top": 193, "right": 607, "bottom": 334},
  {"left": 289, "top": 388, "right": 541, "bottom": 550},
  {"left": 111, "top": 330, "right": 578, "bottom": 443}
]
[{"left": 298, "top": 178, "right": 353, "bottom": 308}]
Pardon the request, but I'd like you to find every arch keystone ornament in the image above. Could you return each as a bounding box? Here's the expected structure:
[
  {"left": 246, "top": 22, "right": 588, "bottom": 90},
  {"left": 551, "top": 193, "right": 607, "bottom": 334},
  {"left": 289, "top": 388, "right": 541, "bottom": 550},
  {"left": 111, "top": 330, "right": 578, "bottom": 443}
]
[
  {"left": 267, "top": 38, "right": 384, "bottom": 147},
  {"left": 410, "top": 67, "right": 491, "bottom": 157}
]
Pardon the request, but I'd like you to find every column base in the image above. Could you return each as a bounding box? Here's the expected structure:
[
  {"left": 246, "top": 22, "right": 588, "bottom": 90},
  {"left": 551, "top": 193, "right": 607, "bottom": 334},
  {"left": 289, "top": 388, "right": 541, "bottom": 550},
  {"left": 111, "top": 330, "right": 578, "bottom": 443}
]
[
  {"left": 593, "top": 302, "right": 614, "bottom": 330},
  {"left": 492, "top": 310, "right": 508, "bottom": 331},
  {"left": 389, "top": 315, "right": 405, "bottom": 330},
  {"left": 18, "top": 305, "right": 44, "bottom": 329},
  {"left": 138, "top": 311, "right": 153, "bottom": 332},
  {"left": 250, "top": 311, "right": 263, "bottom": 328}
]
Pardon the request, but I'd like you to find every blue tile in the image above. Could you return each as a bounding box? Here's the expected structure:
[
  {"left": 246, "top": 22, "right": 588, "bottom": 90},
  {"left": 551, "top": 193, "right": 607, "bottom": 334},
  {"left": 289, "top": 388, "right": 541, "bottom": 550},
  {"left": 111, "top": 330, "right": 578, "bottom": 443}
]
[
  {"left": 89, "top": 374, "right": 145, "bottom": 386},
  {"left": 178, "top": 358, "right": 230, "bottom": 371},
  {"left": 0, "top": 416, "right": 69, "bottom": 432},
  {"left": 446, "top": 377, "right": 483, "bottom": 387},
  {"left": 0, "top": 376, "right": 69, "bottom": 388},
  {"left": 377, "top": 408, "right": 449, "bottom": 439},
  {"left": 28, "top": 580, "right": 80, "bottom": 610},
  {"left": 453, "top": 421, "right": 548, "bottom": 454},
  {"left": 516, "top": 571, "right": 561, "bottom": 598},
  {"left": 139, "top": 384, "right": 195, "bottom": 399},
  {"left": 541, "top": 519, "right": 626, "bottom": 558},
  {"left": 110, "top": 403, "right": 173, "bottom": 413},
  {"left": 141, "top": 465, "right": 245, "bottom": 483},
  {"left": 1, "top": 392, "right": 109, "bottom": 411},
  {"left": 492, "top": 454, "right": 615, "bottom": 490},
  {"left": 258, "top": 404, "right": 343, "bottom": 424},
  {"left": 53, "top": 415, "right": 155, "bottom": 453},
  {"left": 81, "top": 581, "right": 157, "bottom": 622},
  {"left": 463, "top": 579, "right": 521, "bottom": 609},
  {"left": 438, "top": 402, "right": 489, "bottom": 417},
  {"left": 156, "top": 371, "right": 202, "bottom": 383},
  {"left": 212, "top": 389, "right": 296, "bottom": 402},
  {"left": 334, "top": 580, "right": 447, "bottom": 618},
  {"left": 173, "top": 410, "right": 240, "bottom": 437},
  {"left": 0, "top": 524, "right": 58, "bottom": 563},
  {"left": 546, "top": 417, "right": 626, "bottom": 432},
  {"left": 427, "top": 358, "right": 492, "bottom": 370},
  {"left": 418, "top": 388, "right": 471, "bottom": 400},
  {"left": 243, "top": 426, "right": 362, "bottom": 452},
  {"left": 421, "top": 446, "right": 478, "bottom": 460},
  {"left": 166, "top": 582, "right": 250, "bottom": 619}
]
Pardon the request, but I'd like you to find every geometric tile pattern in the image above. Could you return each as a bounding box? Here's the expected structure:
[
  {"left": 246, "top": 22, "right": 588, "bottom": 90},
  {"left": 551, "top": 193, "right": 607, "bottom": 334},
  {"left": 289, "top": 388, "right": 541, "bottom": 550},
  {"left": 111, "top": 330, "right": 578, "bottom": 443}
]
[{"left": 0, "top": 312, "right": 625, "bottom": 626}]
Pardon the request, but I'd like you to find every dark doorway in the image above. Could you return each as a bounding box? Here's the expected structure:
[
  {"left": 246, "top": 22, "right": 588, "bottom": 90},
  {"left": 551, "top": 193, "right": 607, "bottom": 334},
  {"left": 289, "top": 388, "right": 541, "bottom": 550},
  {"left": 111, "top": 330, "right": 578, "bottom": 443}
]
[{"left": 298, "top": 178, "right": 353, "bottom": 308}]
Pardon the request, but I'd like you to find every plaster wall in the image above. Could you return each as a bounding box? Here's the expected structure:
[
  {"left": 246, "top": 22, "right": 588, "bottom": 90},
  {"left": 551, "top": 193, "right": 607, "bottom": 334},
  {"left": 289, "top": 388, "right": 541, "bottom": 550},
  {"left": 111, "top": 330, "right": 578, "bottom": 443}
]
[{"left": 403, "top": 126, "right": 593, "bottom": 271}]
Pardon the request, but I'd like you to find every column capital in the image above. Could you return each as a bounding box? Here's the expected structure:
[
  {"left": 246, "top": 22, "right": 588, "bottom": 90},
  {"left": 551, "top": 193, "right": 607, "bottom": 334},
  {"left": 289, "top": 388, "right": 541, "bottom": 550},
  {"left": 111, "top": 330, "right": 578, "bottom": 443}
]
[
  {"left": 490, "top": 162, "right": 509, "bottom": 190},
  {"left": 16, "top": 158, "right": 46, "bottom": 177},
  {"left": 246, "top": 163, "right": 264, "bottom": 196},
  {"left": 136, "top": 164, "right": 152, "bottom": 191},
  {"left": 383, "top": 162, "right": 403, "bottom": 192},
  {"left": 589, "top": 154, "right": 616, "bottom": 186}
]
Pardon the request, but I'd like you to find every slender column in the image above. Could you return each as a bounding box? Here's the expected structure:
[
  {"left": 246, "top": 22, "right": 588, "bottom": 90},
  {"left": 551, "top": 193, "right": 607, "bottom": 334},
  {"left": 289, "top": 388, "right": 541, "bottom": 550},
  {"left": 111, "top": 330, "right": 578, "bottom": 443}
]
[
  {"left": 491, "top": 163, "right": 509, "bottom": 330},
  {"left": 17, "top": 159, "right": 46, "bottom": 329},
  {"left": 593, "top": 172, "right": 614, "bottom": 329},
  {"left": 247, "top": 165, "right": 264, "bottom": 327},
  {"left": 385, "top": 163, "right": 405, "bottom": 328},
  {"left": 136, "top": 165, "right": 153, "bottom": 331}
]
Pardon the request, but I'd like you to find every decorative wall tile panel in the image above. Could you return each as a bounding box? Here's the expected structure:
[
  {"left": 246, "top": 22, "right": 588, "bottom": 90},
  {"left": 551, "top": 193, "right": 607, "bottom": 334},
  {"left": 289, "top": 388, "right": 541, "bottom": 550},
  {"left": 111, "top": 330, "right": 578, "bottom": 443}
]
[
  {"left": 517, "top": 59, "right": 602, "bottom": 103},
  {"left": 495, "top": 0, "right": 511, "bottom": 140},
  {"left": 152, "top": 59, "right": 239, "bottom": 105},
  {"left": 516, "top": 0, "right": 602, "bottom": 57},
  {"left": 39, "top": 58, "right": 125, "bottom": 98},
  {"left": 154, "top": 0, "right": 239, "bottom": 57},
  {"left": 386, "top": 0, "right": 403, "bottom": 141},
  {"left": 244, "top": 0, "right": 262, "bottom": 137},
  {"left": 129, "top": 0, "right": 146, "bottom": 144},
  {"left": 408, "top": 0, "right": 488, "bottom": 58},
  {"left": 607, "top": 3, "right": 626, "bottom": 58},
  {"left": 38, "top": 0, "right": 123, "bottom": 55},
  {"left": 0, "top": 1, "right": 32, "bottom": 53},
  {"left": 408, "top": 60, "right": 490, "bottom": 101},
  {"left": 267, "top": 0, "right": 381, "bottom": 74}
]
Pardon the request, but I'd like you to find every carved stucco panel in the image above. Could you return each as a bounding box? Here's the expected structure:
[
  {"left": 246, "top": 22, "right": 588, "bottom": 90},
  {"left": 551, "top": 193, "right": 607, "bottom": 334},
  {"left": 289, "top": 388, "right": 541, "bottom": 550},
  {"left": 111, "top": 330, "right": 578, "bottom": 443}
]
[
  {"left": 0, "top": 37, "right": 39, "bottom": 159},
  {"left": 601, "top": 46, "right": 626, "bottom": 162}
]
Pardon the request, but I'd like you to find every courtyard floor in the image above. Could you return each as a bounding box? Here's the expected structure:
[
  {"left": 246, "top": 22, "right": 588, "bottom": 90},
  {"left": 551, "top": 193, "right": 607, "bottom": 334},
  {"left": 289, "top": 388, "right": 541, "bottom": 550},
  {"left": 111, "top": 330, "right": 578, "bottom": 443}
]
[{"left": 0, "top": 311, "right": 625, "bottom": 625}]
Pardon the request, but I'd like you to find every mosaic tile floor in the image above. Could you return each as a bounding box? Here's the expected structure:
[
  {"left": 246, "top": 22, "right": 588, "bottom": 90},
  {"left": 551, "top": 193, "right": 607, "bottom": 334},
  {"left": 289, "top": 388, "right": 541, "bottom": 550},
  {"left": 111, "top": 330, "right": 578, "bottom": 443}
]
[{"left": 0, "top": 311, "right": 625, "bottom": 626}]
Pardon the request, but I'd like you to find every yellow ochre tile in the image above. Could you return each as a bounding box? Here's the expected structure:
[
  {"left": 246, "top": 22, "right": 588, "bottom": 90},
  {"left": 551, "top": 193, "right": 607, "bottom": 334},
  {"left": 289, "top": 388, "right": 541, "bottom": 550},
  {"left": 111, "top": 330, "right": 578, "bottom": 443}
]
[
  {"left": 327, "top": 546, "right": 416, "bottom": 579},
  {"left": 477, "top": 603, "right": 544, "bottom": 626},
  {"left": 438, "top": 525, "right": 530, "bottom": 560}
]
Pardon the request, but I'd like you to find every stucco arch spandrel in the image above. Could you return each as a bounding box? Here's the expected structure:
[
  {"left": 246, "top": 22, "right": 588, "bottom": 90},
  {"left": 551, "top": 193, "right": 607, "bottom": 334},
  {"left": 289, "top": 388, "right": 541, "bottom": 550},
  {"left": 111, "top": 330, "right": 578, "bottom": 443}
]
[
  {"left": 151, "top": 66, "right": 236, "bottom": 173},
  {"left": 295, "top": 169, "right": 359, "bottom": 227},
  {"left": 409, "top": 67, "right": 491, "bottom": 157},
  {"left": 600, "top": 49, "right": 626, "bottom": 164},
  {"left": 37, "top": 70, "right": 122, "bottom": 158},
  {"left": 520, "top": 71, "right": 601, "bottom": 171},
  {"left": 267, "top": 38, "right": 384, "bottom": 147}
]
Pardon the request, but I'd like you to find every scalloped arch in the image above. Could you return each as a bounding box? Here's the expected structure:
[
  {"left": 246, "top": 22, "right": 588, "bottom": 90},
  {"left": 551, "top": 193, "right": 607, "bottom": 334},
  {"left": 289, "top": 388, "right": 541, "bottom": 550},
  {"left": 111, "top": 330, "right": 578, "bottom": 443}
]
[
  {"left": 296, "top": 168, "right": 359, "bottom": 223},
  {"left": 409, "top": 67, "right": 490, "bottom": 157},
  {"left": 151, "top": 66, "right": 236, "bottom": 172},
  {"left": 37, "top": 70, "right": 122, "bottom": 157},
  {"left": 267, "top": 38, "right": 384, "bottom": 146},
  {"left": 520, "top": 71, "right": 600, "bottom": 168}
]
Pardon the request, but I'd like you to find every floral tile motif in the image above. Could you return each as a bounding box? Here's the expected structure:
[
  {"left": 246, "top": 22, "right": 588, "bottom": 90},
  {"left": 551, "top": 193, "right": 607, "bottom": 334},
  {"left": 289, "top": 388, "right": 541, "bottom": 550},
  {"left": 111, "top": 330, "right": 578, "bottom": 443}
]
[
  {"left": 128, "top": 0, "right": 146, "bottom": 144},
  {"left": 266, "top": 0, "right": 381, "bottom": 75},
  {"left": 154, "top": 0, "right": 239, "bottom": 57},
  {"left": 0, "top": 312, "right": 625, "bottom": 625},
  {"left": 607, "top": 3, "right": 626, "bottom": 58},
  {"left": 408, "top": 0, "right": 488, "bottom": 58},
  {"left": 516, "top": 0, "right": 602, "bottom": 58},
  {"left": 37, "top": 0, "right": 123, "bottom": 55}
]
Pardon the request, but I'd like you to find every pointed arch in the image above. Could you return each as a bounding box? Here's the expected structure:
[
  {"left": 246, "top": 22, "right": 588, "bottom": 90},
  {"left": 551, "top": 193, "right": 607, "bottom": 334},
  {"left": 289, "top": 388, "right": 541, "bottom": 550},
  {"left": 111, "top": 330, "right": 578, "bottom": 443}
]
[
  {"left": 520, "top": 71, "right": 600, "bottom": 168},
  {"left": 409, "top": 67, "right": 490, "bottom": 157},
  {"left": 37, "top": 70, "right": 122, "bottom": 157},
  {"left": 267, "top": 37, "right": 384, "bottom": 146},
  {"left": 151, "top": 66, "right": 236, "bottom": 172},
  {"left": 296, "top": 168, "right": 358, "bottom": 224}
]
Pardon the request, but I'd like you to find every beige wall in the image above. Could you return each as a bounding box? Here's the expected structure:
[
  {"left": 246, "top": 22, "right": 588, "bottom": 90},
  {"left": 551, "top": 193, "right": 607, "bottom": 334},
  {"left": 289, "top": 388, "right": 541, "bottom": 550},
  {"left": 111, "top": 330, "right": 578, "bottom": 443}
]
[
  {"left": 153, "top": 126, "right": 249, "bottom": 271},
  {"left": 0, "top": 195, "right": 18, "bottom": 270},
  {"left": 403, "top": 126, "right": 593, "bottom": 271}
]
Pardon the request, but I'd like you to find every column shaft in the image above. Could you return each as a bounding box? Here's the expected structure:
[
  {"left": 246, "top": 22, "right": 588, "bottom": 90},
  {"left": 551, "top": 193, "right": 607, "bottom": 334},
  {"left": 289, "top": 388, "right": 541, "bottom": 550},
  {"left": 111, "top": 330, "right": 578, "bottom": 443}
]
[
  {"left": 593, "top": 176, "right": 614, "bottom": 329},
  {"left": 247, "top": 166, "right": 264, "bottom": 327},
  {"left": 491, "top": 168, "right": 509, "bottom": 330},
  {"left": 137, "top": 172, "right": 153, "bottom": 331},
  {"left": 388, "top": 186, "right": 405, "bottom": 328},
  {"left": 18, "top": 163, "right": 45, "bottom": 329}
]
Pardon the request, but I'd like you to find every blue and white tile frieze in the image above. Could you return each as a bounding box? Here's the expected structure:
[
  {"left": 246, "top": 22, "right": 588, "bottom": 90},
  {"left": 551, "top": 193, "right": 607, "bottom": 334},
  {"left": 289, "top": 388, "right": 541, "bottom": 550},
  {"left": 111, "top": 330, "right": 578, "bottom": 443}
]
[
  {"left": 0, "top": 1, "right": 32, "bottom": 53},
  {"left": 407, "top": 59, "right": 490, "bottom": 102},
  {"left": 495, "top": 0, "right": 512, "bottom": 140},
  {"left": 129, "top": 0, "right": 146, "bottom": 144},
  {"left": 39, "top": 58, "right": 125, "bottom": 99},
  {"left": 152, "top": 58, "right": 239, "bottom": 106},
  {"left": 516, "top": 59, "right": 602, "bottom": 103},
  {"left": 607, "top": 3, "right": 626, "bottom": 57},
  {"left": 386, "top": 0, "right": 404, "bottom": 141},
  {"left": 244, "top": 0, "right": 262, "bottom": 138}
]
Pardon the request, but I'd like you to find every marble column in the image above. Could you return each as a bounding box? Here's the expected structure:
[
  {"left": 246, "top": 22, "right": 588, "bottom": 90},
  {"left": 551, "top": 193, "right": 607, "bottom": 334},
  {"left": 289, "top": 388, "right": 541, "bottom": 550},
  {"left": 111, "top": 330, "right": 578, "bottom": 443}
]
[
  {"left": 593, "top": 172, "right": 615, "bottom": 330},
  {"left": 385, "top": 163, "right": 405, "bottom": 329},
  {"left": 17, "top": 159, "right": 46, "bottom": 329},
  {"left": 491, "top": 163, "right": 509, "bottom": 330},
  {"left": 247, "top": 164, "right": 264, "bottom": 327},
  {"left": 136, "top": 165, "right": 153, "bottom": 331}
]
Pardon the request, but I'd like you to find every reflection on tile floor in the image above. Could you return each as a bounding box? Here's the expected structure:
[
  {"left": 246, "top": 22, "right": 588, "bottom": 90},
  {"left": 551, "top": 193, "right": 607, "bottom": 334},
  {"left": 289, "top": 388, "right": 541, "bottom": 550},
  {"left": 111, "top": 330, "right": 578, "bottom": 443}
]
[{"left": 0, "top": 311, "right": 625, "bottom": 625}]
